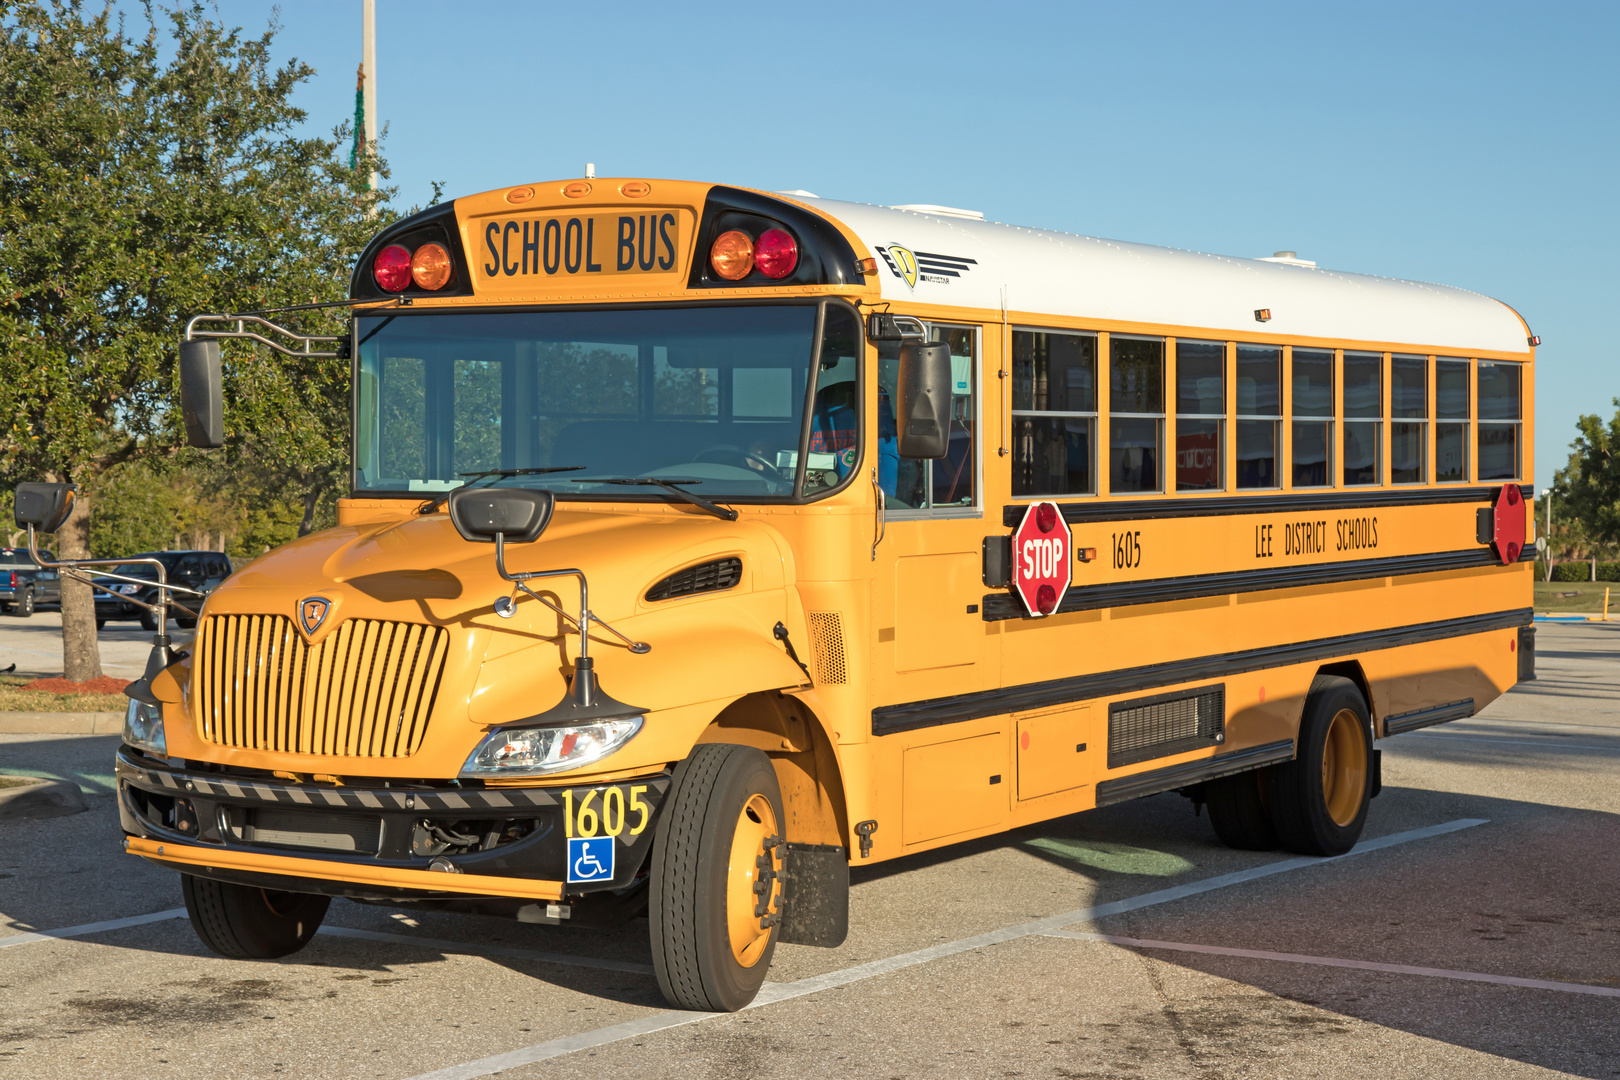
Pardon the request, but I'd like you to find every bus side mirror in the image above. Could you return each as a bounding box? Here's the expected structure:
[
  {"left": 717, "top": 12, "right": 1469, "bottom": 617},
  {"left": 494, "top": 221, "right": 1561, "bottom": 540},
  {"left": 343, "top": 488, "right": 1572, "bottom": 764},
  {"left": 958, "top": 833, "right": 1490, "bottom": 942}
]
[
  {"left": 896, "top": 341, "right": 953, "bottom": 459},
  {"left": 14, "top": 482, "right": 76, "bottom": 533},
  {"left": 179, "top": 339, "right": 224, "bottom": 449},
  {"left": 448, "top": 487, "right": 555, "bottom": 543}
]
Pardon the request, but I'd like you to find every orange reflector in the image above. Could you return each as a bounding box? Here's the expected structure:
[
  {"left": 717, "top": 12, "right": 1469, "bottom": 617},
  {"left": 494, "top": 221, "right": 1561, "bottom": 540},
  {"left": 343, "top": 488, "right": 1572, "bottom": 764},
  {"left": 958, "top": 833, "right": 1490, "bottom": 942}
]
[
  {"left": 411, "top": 243, "right": 453, "bottom": 291},
  {"left": 710, "top": 230, "right": 754, "bottom": 281},
  {"left": 507, "top": 186, "right": 535, "bottom": 204},
  {"left": 563, "top": 181, "right": 591, "bottom": 198},
  {"left": 857, "top": 257, "right": 878, "bottom": 275},
  {"left": 621, "top": 181, "right": 651, "bottom": 198},
  {"left": 1254, "top": 308, "right": 1272, "bottom": 323}
]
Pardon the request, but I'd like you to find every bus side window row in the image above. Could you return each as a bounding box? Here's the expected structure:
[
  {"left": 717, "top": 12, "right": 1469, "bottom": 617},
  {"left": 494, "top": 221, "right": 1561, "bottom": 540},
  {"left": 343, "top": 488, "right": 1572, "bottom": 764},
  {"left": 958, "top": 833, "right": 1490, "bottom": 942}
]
[{"left": 1010, "top": 332, "right": 1522, "bottom": 497}]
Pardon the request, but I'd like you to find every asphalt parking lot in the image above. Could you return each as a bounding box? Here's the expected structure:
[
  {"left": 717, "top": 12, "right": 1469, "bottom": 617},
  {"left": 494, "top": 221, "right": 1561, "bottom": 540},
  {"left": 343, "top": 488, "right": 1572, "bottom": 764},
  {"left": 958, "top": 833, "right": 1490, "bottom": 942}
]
[
  {"left": 0, "top": 609, "right": 192, "bottom": 681},
  {"left": 1, "top": 620, "right": 1616, "bottom": 1080}
]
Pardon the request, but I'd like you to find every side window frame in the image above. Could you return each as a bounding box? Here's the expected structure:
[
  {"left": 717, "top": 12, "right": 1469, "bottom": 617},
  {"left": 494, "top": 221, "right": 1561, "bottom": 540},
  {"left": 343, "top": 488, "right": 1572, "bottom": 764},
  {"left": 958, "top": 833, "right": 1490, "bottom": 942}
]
[{"left": 881, "top": 321, "right": 982, "bottom": 518}]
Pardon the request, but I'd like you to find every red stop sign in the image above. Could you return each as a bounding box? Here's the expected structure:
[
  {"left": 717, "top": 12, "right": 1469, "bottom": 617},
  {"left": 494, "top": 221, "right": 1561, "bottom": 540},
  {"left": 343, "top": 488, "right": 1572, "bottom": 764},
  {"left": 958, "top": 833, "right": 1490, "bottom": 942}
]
[{"left": 1012, "top": 501, "right": 1071, "bottom": 617}]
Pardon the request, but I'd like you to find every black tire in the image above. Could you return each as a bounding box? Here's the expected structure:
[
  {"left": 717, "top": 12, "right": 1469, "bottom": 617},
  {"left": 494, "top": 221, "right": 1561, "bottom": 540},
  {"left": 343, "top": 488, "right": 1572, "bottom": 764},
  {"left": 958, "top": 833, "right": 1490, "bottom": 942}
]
[
  {"left": 181, "top": 874, "right": 330, "bottom": 959},
  {"left": 649, "top": 743, "right": 785, "bottom": 1012},
  {"left": 1268, "top": 675, "right": 1373, "bottom": 856},
  {"left": 14, "top": 590, "right": 33, "bottom": 618},
  {"left": 95, "top": 619, "right": 106, "bottom": 630},
  {"left": 1204, "top": 769, "right": 1280, "bottom": 850},
  {"left": 138, "top": 610, "right": 158, "bottom": 632},
  {"left": 175, "top": 615, "right": 197, "bottom": 630}
]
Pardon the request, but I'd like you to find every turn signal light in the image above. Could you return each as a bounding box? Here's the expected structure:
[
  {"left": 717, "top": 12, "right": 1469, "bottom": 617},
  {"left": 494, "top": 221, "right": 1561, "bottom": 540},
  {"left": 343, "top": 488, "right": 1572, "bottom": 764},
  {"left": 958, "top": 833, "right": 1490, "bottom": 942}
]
[
  {"left": 755, "top": 228, "right": 798, "bottom": 279},
  {"left": 710, "top": 230, "right": 755, "bottom": 281},
  {"left": 411, "top": 242, "right": 453, "bottom": 291},
  {"left": 373, "top": 244, "right": 412, "bottom": 292}
]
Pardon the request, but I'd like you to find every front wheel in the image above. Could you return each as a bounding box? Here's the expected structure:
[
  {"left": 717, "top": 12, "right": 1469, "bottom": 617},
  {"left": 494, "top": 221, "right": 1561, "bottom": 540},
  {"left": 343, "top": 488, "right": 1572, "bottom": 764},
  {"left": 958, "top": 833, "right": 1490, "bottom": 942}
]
[
  {"left": 14, "top": 590, "right": 33, "bottom": 618},
  {"left": 181, "top": 874, "right": 330, "bottom": 958},
  {"left": 1268, "top": 675, "right": 1373, "bottom": 856},
  {"left": 649, "top": 743, "right": 784, "bottom": 1011},
  {"left": 138, "top": 610, "right": 158, "bottom": 632}
]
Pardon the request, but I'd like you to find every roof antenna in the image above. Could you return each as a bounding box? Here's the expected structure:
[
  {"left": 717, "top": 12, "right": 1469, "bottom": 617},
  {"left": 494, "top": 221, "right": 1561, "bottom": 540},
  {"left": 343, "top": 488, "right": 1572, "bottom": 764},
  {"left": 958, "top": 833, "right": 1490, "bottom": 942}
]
[{"left": 585, "top": 163, "right": 595, "bottom": 179}]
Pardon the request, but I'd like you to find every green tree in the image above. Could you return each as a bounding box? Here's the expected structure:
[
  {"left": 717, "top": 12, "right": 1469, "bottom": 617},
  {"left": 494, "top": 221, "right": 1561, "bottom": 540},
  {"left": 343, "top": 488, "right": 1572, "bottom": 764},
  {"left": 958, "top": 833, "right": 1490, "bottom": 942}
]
[
  {"left": 1553, "top": 399, "right": 1620, "bottom": 556},
  {"left": 0, "top": 1, "right": 388, "bottom": 678}
]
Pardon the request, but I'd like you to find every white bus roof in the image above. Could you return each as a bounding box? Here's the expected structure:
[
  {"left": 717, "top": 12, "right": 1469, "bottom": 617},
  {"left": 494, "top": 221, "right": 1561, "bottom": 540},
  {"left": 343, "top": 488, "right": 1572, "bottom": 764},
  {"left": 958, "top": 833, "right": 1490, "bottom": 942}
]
[{"left": 800, "top": 197, "right": 1530, "bottom": 357}]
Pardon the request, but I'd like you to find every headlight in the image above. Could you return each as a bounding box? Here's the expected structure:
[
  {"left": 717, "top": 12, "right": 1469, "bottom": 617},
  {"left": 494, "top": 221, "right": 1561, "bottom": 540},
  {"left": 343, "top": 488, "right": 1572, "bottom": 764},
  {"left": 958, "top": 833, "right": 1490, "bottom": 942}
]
[
  {"left": 124, "top": 699, "right": 166, "bottom": 754},
  {"left": 116, "top": 583, "right": 141, "bottom": 595},
  {"left": 460, "top": 717, "right": 643, "bottom": 778}
]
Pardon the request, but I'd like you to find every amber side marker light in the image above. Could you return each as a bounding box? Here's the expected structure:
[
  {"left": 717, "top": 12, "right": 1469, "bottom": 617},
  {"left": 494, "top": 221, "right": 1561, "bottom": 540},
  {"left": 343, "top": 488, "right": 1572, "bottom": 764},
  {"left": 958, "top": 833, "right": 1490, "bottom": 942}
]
[
  {"left": 373, "top": 244, "right": 412, "bottom": 292},
  {"left": 411, "top": 242, "right": 453, "bottom": 291},
  {"left": 710, "top": 230, "right": 755, "bottom": 280},
  {"left": 1254, "top": 308, "right": 1272, "bottom": 323},
  {"left": 621, "top": 181, "right": 651, "bottom": 198}
]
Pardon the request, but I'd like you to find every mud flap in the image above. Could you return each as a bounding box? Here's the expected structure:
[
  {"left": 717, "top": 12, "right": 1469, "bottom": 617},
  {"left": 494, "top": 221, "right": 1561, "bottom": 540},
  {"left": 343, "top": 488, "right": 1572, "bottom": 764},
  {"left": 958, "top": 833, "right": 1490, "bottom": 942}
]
[{"left": 778, "top": 843, "right": 849, "bottom": 947}]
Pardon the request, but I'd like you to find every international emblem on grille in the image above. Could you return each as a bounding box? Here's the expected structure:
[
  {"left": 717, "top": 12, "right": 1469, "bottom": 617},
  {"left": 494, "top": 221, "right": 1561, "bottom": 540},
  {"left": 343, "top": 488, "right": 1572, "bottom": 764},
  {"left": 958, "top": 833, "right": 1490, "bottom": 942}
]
[{"left": 299, "top": 596, "right": 331, "bottom": 636}]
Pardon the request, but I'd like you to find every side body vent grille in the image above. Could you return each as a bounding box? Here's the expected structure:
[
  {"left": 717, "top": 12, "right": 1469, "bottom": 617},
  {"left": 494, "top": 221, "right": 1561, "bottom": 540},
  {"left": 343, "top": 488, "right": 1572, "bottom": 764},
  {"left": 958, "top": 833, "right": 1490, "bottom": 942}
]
[
  {"left": 195, "top": 614, "right": 449, "bottom": 758},
  {"left": 806, "top": 612, "right": 848, "bottom": 685},
  {"left": 1107, "top": 684, "right": 1225, "bottom": 768},
  {"left": 646, "top": 558, "right": 742, "bottom": 602}
]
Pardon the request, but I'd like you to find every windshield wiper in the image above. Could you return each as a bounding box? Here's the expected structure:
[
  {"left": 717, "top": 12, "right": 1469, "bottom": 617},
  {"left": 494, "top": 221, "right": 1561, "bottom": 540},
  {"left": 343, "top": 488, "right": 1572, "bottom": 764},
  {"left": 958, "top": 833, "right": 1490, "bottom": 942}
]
[
  {"left": 568, "top": 478, "right": 738, "bottom": 522},
  {"left": 416, "top": 466, "right": 586, "bottom": 515}
]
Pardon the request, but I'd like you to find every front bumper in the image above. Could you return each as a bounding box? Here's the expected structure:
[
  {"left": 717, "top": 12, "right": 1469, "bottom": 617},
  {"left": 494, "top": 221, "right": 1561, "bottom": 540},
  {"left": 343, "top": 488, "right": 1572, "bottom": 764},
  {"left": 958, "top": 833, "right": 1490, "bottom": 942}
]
[{"left": 116, "top": 748, "right": 670, "bottom": 901}]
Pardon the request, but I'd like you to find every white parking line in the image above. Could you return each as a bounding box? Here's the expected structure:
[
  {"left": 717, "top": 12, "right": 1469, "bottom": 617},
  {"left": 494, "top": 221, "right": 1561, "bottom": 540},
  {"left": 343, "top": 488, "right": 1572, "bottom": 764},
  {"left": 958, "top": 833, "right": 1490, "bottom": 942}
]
[
  {"left": 0, "top": 907, "right": 186, "bottom": 948},
  {"left": 1401, "top": 733, "right": 1620, "bottom": 753},
  {"left": 1043, "top": 930, "right": 1620, "bottom": 998},
  {"left": 401, "top": 818, "right": 1487, "bottom": 1080}
]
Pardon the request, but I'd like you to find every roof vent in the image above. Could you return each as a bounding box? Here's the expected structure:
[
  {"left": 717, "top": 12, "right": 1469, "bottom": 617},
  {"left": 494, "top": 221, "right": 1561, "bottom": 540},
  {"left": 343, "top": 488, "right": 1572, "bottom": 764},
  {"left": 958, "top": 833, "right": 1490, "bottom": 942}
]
[
  {"left": 892, "top": 204, "right": 985, "bottom": 220},
  {"left": 1257, "top": 250, "right": 1317, "bottom": 268}
]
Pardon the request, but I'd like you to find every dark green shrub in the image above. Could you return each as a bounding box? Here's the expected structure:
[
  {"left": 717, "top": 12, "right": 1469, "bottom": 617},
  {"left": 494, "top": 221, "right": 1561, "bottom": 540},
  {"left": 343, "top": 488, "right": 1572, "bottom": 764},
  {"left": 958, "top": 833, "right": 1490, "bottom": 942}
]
[
  {"left": 1597, "top": 562, "right": 1620, "bottom": 582},
  {"left": 1552, "top": 561, "right": 1590, "bottom": 582}
]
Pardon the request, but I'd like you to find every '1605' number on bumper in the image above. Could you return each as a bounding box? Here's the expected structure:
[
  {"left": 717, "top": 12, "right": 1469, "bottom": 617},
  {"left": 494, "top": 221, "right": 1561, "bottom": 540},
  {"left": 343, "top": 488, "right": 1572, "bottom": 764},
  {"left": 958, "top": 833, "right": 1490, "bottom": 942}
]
[{"left": 563, "top": 785, "right": 651, "bottom": 839}]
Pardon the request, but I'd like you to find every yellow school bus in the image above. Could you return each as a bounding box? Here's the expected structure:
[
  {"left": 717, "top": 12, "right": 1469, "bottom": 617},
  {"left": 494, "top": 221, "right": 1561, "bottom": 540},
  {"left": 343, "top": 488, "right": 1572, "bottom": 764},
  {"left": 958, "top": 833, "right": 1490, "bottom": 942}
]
[{"left": 43, "top": 179, "right": 1537, "bottom": 1011}]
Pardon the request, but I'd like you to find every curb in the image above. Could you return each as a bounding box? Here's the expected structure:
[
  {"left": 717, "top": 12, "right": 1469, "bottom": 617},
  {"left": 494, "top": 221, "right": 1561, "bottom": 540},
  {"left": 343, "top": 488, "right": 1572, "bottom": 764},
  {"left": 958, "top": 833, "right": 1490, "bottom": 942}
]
[
  {"left": 0, "top": 777, "right": 88, "bottom": 820},
  {"left": 0, "top": 712, "right": 123, "bottom": 735}
]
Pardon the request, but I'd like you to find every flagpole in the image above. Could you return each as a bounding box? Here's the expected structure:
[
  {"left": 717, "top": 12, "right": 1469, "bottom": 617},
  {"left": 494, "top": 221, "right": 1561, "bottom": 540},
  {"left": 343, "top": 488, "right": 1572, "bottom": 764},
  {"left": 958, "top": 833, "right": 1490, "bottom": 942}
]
[{"left": 362, "top": 0, "right": 377, "bottom": 193}]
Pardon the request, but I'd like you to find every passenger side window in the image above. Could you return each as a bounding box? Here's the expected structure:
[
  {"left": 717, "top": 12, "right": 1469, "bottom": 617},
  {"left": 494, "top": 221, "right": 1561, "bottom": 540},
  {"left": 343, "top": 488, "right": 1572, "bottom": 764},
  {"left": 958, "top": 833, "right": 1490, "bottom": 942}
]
[
  {"left": 1011, "top": 330, "right": 1096, "bottom": 497},
  {"left": 1291, "top": 349, "right": 1334, "bottom": 487},
  {"left": 1175, "top": 341, "right": 1224, "bottom": 492},
  {"left": 1435, "top": 358, "right": 1470, "bottom": 482},
  {"left": 877, "top": 324, "right": 978, "bottom": 511},
  {"left": 1343, "top": 352, "right": 1383, "bottom": 486},
  {"left": 1477, "top": 362, "right": 1521, "bottom": 480},
  {"left": 1109, "top": 336, "right": 1164, "bottom": 493},
  {"left": 1236, "top": 345, "right": 1281, "bottom": 489}
]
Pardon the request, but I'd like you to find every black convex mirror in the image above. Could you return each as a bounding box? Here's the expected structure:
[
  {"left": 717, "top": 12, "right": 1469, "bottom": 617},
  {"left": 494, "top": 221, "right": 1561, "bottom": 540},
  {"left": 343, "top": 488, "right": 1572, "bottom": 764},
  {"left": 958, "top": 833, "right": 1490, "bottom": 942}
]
[
  {"left": 448, "top": 486, "right": 556, "bottom": 543},
  {"left": 178, "top": 339, "right": 224, "bottom": 449},
  {"left": 895, "top": 341, "right": 954, "bottom": 459},
  {"left": 14, "top": 482, "right": 76, "bottom": 532}
]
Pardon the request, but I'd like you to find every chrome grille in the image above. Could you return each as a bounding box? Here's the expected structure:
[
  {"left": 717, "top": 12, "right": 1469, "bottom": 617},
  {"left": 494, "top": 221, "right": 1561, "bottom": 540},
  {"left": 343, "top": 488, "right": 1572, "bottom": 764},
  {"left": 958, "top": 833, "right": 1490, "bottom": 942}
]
[{"left": 195, "top": 614, "right": 448, "bottom": 757}]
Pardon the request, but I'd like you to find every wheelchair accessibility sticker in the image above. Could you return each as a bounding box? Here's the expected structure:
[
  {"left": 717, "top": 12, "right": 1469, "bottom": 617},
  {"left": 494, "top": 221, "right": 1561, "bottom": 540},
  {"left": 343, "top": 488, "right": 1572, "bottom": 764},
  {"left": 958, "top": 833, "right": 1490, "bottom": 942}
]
[{"left": 567, "top": 836, "right": 615, "bottom": 884}]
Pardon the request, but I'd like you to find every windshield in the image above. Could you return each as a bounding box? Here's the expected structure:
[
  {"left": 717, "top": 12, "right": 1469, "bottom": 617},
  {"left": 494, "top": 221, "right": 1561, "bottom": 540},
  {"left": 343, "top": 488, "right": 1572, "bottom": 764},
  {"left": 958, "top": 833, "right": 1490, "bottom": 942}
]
[{"left": 355, "top": 304, "right": 860, "bottom": 500}]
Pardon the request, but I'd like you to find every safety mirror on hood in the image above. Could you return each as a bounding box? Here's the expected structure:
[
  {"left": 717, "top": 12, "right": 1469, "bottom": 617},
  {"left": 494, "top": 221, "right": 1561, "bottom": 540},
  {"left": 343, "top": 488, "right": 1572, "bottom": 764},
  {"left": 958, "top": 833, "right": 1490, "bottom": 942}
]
[
  {"left": 13, "top": 482, "right": 76, "bottom": 533},
  {"left": 448, "top": 486, "right": 555, "bottom": 543}
]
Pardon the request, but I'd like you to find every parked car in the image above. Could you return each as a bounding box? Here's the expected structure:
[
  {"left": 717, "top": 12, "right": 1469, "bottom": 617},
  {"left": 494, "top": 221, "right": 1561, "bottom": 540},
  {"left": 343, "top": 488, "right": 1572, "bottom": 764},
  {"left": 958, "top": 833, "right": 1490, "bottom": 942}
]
[
  {"left": 0, "top": 546, "right": 60, "bottom": 617},
  {"left": 93, "top": 550, "right": 233, "bottom": 631}
]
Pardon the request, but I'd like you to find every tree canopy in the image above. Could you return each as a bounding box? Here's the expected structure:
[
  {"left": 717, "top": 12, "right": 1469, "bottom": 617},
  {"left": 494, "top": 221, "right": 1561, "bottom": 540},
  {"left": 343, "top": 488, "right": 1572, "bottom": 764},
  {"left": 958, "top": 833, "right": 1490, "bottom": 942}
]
[
  {"left": 1553, "top": 399, "right": 1620, "bottom": 553},
  {"left": 0, "top": 0, "right": 393, "bottom": 678}
]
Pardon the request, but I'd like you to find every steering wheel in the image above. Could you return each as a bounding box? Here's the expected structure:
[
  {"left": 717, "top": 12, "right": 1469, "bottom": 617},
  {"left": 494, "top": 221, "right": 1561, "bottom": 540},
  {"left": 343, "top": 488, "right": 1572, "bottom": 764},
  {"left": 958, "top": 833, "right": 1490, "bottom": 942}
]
[{"left": 693, "top": 445, "right": 788, "bottom": 483}]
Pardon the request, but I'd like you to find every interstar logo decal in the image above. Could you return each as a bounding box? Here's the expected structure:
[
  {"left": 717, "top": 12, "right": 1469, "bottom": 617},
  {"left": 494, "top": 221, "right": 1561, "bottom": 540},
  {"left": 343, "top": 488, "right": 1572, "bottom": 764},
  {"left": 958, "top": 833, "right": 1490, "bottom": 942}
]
[
  {"left": 874, "top": 245, "right": 977, "bottom": 289},
  {"left": 299, "top": 596, "right": 332, "bottom": 636}
]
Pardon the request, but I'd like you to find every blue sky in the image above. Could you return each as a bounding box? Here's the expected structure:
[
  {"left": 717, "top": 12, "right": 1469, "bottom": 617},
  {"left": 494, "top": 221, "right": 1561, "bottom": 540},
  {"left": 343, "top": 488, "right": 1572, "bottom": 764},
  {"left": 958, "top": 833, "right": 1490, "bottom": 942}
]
[{"left": 170, "top": 1, "right": 1615, "bottom": 488}]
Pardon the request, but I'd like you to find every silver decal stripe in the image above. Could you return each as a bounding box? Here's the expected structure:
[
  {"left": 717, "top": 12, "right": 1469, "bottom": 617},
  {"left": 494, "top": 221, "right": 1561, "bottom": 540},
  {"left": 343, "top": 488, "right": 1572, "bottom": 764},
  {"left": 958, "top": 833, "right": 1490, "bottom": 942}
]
[
  {"left": 356, "top": 791, "right": 383, "bottom": 809},
  {"left": 441, "top": 793, "right": 468, "bottom": 811}
]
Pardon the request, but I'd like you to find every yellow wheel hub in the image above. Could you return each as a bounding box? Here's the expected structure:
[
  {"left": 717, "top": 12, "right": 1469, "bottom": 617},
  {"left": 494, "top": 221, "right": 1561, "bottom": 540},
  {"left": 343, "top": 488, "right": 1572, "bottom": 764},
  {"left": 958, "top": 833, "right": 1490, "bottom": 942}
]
[
  {"left": 1321, "top": 707, "right": 1368, "bottom": 827},
  {"left": 726, "top": 792, "right": 781, "bottom": 968}
]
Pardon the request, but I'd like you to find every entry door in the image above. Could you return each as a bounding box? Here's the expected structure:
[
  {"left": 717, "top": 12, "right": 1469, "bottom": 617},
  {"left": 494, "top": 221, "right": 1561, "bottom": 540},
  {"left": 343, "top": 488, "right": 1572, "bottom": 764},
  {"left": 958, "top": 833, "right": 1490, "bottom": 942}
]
[{"left": 877, "top": 324, "right": 986, "bottom": 688}]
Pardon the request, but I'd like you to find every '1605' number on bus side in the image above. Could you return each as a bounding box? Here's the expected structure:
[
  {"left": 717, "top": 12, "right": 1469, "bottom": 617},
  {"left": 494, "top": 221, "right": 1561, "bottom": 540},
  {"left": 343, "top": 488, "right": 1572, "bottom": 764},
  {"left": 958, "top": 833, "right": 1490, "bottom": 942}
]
[{"left": 1112, "top": 530, "right": 1142, "bottom": 570}]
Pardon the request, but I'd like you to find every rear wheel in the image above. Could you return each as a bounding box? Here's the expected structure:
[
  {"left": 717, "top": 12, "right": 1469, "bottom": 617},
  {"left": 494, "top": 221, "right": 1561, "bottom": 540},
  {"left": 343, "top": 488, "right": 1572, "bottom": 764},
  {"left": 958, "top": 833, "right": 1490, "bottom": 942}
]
[
  {"left": 1204, "top": 769, "right": 1280, "bottom": 850},
  {"left": 14, "top": 590, "right": 33, "bottom": 618},
  {"left": 139, "top": 610, "right": 158, "bottom": 632},
  {"left": 649, "top": 743, "right": 784, "bottom": 1011},
  {"left": 181, "top": 874, "right": 330, "bottom": 959},
  {"left": 1268, "top": 675, "right": 1373, "bottom": 856}
]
